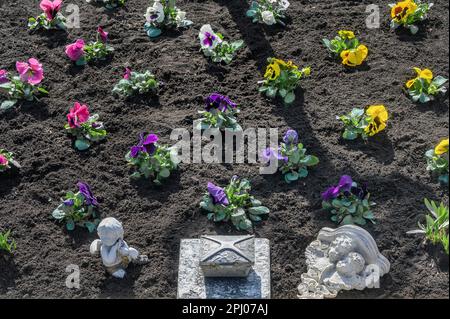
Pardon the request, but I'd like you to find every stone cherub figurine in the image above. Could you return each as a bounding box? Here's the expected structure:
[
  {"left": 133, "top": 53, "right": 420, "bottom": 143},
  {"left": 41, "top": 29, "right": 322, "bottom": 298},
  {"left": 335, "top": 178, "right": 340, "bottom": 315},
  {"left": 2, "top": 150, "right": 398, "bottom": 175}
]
[
  {"left": 297, "top": 225, "right": 390, "bottom": 299},
  {"left": 90, "top": 217, "right": 148, "bottom": 278}
]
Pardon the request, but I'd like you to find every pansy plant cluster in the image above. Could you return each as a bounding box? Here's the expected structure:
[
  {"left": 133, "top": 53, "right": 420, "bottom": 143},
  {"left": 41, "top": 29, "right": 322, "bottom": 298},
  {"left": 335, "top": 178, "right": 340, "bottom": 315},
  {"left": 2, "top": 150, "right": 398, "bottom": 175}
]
[
  {"left": 259, "top": 58, "right": 310, "bottom": 105},
  {"left": 52, "top": 182, "right": 100, "bottom": 232},
  {"left": 112, "top": 68, "right": 159, "bottom": 97},
  {"left": 405, "top": 67, "right": 447, "bottom": 103},
  {"left": 0, "top": 58, "right": 48, "bottom": 110},
  {"left": 426, "top": 138, "right": 449, "bottom": 184},
  {"left": 0, "top": 149, "right": 21, "bottom": 173},
  {"left": 389, "top": 0, "right": 433, "bottom": 34},
  {"left": 29, "top": 0, "right": 66, "bottom": 31},
  {"left": 199, "top": 25, "right": 244, "bottom": 64},
  {"left": 86, "top": 0, "right": 127, "bottom": 9},
  {"left": 0, "top": 230, "right": 16, "bottom": 254},
  {"left": 322, "top": 175, "right": 376, "bottom": 226},
  {"left": 337, "top": 105, "right": 389, "bottom": 141},
  {"left": 323, "top": 31, "right": 369, "bottom": 67},
  {"left": 197, "top": 93, "right": 241, "bottom": 131},
  {"left": 144, "top": 0, "right": 193, "bottom": 38},
  {"left": 125, "top": 133, "right": 178, "bottom": 185},
  {"left": 262, "top": 130, "right": 319, "bottom": 183},
  {"left": 65, "top": 102, "right": 107, "bottom": 151},
  {"left": 246, "top": 0, "right": 290, "bottom": 26},
  {"left": 65, "top": 27, "right": 114, "bottom": 66},
  {"left": 200, "top": 176, "right": 270, "bottom": 231}
]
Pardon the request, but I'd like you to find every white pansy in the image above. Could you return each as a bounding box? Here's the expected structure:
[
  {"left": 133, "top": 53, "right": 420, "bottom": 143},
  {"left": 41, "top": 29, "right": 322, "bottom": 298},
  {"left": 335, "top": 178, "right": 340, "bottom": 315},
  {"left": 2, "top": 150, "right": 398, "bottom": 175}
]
[
  {"left": 199, "top": 24, "right": 222, "bottom": 54},
  {"left": 144, "top": 0, "right": 165, "bottom": 24},
  {"left": 261, "top": 11, "right": 276, "bottom": 25}
]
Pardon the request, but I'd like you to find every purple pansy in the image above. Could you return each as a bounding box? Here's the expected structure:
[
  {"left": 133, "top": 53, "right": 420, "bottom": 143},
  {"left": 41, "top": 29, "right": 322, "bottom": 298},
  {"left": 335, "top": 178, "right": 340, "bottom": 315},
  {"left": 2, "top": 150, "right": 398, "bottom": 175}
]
[
  {"left": 261, "top": 147, "right": 288, "bottom": 163},
  {"left": 130, "top": 133, "right": 159, "bottom": 158},
  {"left": 77, "top": 181, "right": 98, "bottom": 206},
  {"left": 321, "top": 175, "right": 354, "bottom": 201},
  {"left": 208, "top": 182, "right": 229, "bottom": 206},
  {"left": 351, "top": 183, "right": 368, "bottom": 200},
  {"left": 63, "top": 199, "right": 74, "bottom": 207},
  {"left": 205, "top": 93, "right": 237, "bottom": 112},
  {"left": 203, "top": 32, "right": 217, "bottom": 47},
  {"left": 283, "top": 129, "right": 299, "bottom": 145}
]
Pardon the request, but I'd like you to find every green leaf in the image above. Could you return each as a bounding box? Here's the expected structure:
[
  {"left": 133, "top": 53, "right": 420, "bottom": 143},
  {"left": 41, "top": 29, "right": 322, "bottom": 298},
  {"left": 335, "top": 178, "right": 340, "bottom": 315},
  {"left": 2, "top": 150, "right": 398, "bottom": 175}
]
[
  {"left": 284, "top": 92, "right": 296, "bottom": 104},
  {"left": 285, "top": 172, "right": 299, "bottom": 182},
  {"left": 363, "top": 211, "right": 375, "bottom": 220},
  {"left": 85, "top": 222, "right": 96, "bottom": 233},
  {"left": 75, "top": 139, "right": 90, "bottom": 151},
  {"left": 159, "top": 168, "right": 170, "bottom": 178},
  {"left": 298, "top": 168, "right": 309, "bottom": 178},
  {"left": 1, "top": 100, "right": 17, "bottom": 110},
  {"left": 431, "top": 76, "right": 448, "bottom": 87},
  {"left": 246, "top": 10, "right": 256, "bottom": 17},
  {"left": 66, "top": 220, "right": 75, "bottom": 231},
  {"left": 343, "top": 129, "right": 358, "bottom": 140},
  {"left": 52, "top": 205, "right": 66, "bottom": 220},
  {"left": 248, "top": 206, "right": 270, "bottom": 216},
  {"left": 147, "top": 27, "right": 162, "bottom": 38},
  {"left": 341, "top": 215, "right": 354, "bottom": 225}
]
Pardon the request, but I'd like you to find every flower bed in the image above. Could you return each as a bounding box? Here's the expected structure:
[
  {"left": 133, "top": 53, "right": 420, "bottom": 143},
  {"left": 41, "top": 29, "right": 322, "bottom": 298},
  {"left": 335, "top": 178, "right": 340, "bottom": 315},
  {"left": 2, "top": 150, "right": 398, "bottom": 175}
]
[{"left": 0, "top": 0, "right": 448, "bottom": 298}]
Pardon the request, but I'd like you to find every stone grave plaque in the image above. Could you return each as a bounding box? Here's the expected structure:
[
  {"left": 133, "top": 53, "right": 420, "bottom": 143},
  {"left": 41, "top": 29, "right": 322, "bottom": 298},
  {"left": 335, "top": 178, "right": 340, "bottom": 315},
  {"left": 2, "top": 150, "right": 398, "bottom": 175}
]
[{"left": 177, "top": 235, "right": 271, "bottom": 299}]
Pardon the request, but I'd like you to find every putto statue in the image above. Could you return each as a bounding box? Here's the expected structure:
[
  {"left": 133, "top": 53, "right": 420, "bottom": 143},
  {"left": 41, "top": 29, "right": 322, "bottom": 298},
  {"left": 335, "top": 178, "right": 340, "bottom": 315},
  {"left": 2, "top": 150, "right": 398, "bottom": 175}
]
[
  {"left": 297, "top": 225, "right": 390, "bottom": 299},
  {"left": 90, "top": 217, "right": 148, "bottom": 278}
]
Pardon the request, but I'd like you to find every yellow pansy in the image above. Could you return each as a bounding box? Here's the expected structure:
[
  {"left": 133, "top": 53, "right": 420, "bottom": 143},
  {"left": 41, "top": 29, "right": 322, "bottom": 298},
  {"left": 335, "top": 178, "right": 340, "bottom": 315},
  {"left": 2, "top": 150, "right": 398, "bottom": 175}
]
[
  {"left": 302, "top": 66, "right": 311, "bottom": 76},
  {"left": 435, "top": 138, "right": 449, "bottom": 155},
  {"left": 364, "top": 105, "right": 389, "bottom": 136},
  {"left": 338, "top": 30, "right": 355, "bottom": 39},
  {"left": 340, "top": 44, "right": 369, "bottom": 67},
  {"left": 414, "top": 67, "right": 433, "bottom": 81},
  {"left": 264, "top": 62, "right": 281, "bottom": 80},
  {"left": 391, "top": 0, "right": 418, "bottom": 23},
  {"left": 406, "top": 67, "right": 433, "bottom": 88}
]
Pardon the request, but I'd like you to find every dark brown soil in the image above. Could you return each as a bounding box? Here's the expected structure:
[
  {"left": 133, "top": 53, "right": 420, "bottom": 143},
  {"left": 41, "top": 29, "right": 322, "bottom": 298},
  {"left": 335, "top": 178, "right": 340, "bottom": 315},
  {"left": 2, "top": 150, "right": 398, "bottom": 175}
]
[{"left": 0, "top": 0, "right": 449, "bottom": 299}]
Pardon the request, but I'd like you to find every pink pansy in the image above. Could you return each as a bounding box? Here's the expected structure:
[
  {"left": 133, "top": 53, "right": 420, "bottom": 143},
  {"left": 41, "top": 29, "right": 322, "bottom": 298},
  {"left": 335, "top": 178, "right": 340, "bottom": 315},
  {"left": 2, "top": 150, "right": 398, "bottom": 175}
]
[
  {"left": 0, "top": 154, "right": 8, "bottom": 166},
  {"left": 65, "top": 39, "right": 85, "bottom": 62},
  {"left": 40, "top": 0, "right": 62, "bottom": 21},
  {"left": 124, "top": 67, "right": 132, "bottom": 80},
  {"left": 16, "top": 58, "right": 44, "bottom": 85},
  {"left": 67, "top": 102, "right": 90, "bottom": 128},
  {"left": 0, "top": 69, "right": 8, "bottom": 84},
  {"left": 97, "top": 26, "right": 108, "bottom": 43}
]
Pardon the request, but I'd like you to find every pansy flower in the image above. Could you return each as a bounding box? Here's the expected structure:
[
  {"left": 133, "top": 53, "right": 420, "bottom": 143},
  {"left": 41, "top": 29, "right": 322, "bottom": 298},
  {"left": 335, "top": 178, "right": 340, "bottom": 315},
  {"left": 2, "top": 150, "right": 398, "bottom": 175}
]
[
  {"left": 261, "top": 147, "right": 288, "bottom": 163},
  {"left": 16, "top": 58, "right": 44, "bottom": 85},
  {"left": 97, "top": 26, "right": 108, "bottom": 43},
  {"left": 340, "top": 44, "right": 368, "bottom": 67},
  {"left": 0, "top": 154, "right": 8, "bottom": 167},
  {"left": 67, "top": 102, "right": 90, "bottom": 128},
  {"left": 123, "top": 67, "right": 132, "bottom": 80},
  {"left": 365, "top": 105, "right": 388, "bottom": 137},
  {"left": 205, "top": 93, "right": 237, "bottom": 112},
  {"left": 207, "top": 182, "right": 229, "bottom": 206},
  {"left": 435, "top": 138, "right": 449, "bottom": 156},
  {"left": 283, "top": 129, "right": 298, "bottom": 145},
  {"left": 144, "top": 0, "right": 165, "bottom": 24},
  {"left": 0, "top": 70, "right": 8, "bottom": 84},
  {"left": 321, "top": 175, "right": 353, "bottom": 201},
  {"left": 65, "top": 39, "right": 86, "bottom": 62},
  {"left": 406, "top": 67, "right": 433, "bottom": 88},
  {"left": 391, "top": 0, "right": 417, "bottom": 24},
  {"left": 77, "top": 181, "right": 98, "bottom": 206},
  {"left": 130, "top": 133, "right": 159, "bottom": 158},
  {"left": 40, "top": 0, "right": 62, "bottom": 21},
  {"left": 199, "top": 24, "right": 222, "bottom": 50}
]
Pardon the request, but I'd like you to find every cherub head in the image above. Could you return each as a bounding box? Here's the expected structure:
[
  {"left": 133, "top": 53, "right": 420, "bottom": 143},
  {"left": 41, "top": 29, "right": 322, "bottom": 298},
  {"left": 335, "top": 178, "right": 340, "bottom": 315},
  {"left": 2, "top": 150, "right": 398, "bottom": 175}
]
[
  {"left": 327, "top": 235, "right": 356, "bottom": 263},
  {"left": 97, "top": 217, "right": 124, "bottom": 246}
]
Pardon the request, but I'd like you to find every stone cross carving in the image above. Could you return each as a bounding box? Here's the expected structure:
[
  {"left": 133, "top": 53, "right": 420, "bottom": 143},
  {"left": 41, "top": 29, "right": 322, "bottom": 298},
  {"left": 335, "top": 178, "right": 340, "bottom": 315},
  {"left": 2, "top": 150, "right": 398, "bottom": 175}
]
[
  {"left": 297, "top": 225, "right": 390, "bottom": 299},
  {"left": 90, "top": 217, "right": 148, "bottom": 278},
  {"left": 200, "top": 235, "right": 255, "bottom": 277}
]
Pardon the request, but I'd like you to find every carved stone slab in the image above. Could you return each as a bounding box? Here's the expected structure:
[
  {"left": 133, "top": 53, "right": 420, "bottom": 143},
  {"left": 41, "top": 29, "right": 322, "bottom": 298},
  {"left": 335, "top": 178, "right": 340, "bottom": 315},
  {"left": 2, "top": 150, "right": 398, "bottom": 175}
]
[
  {"left": 200, "top": 235, "right": 255, "bottom": 277},
  {"left": 177, "top": 236, "right": 270, "bottom": 299}
]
